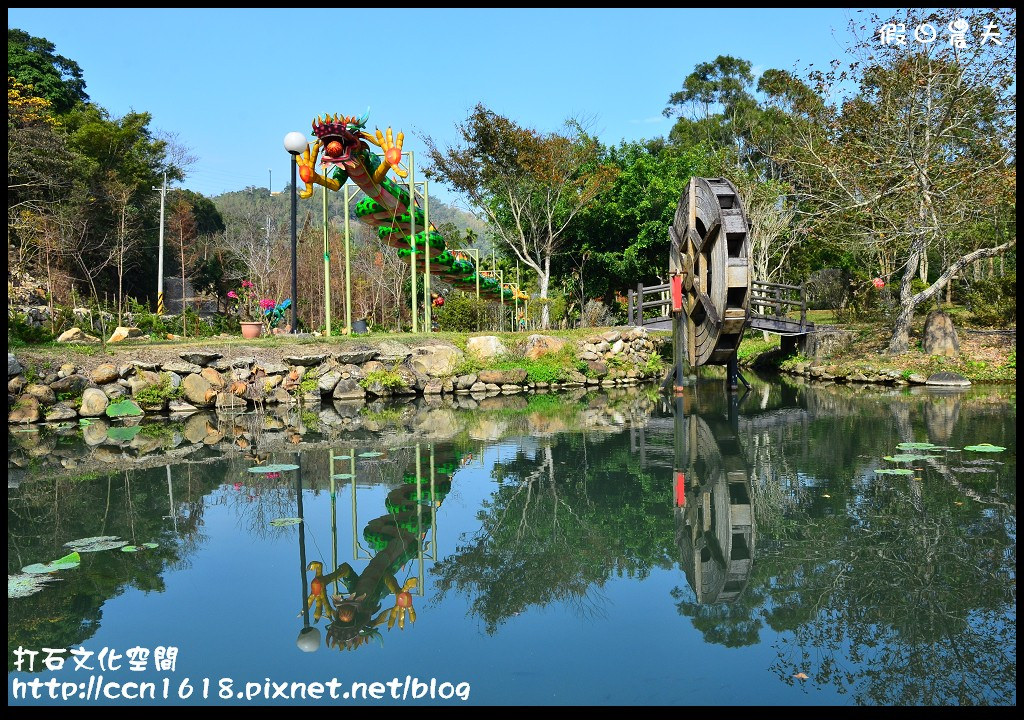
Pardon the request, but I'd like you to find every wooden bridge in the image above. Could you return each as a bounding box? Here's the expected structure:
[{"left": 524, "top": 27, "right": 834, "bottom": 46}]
[{"left": 626, "top": 279, "right": 814, "bottom": 338}]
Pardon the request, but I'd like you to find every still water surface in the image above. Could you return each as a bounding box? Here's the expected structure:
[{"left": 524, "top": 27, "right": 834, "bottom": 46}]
[{"left": 8, "top": 378, "right": 1016, "bottom": 705}]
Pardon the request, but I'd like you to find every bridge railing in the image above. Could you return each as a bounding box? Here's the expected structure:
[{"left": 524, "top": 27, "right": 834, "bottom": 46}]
[
  {"left": 749, "top": 281, "right": 809, "bottom": 333},
  {"left": 627, "top": 282, "right": 672, "bottom": 326}
]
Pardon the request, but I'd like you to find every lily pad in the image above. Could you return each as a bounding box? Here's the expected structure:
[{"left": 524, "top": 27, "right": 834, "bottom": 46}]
[
  {"left": 896, "top": 442, "right": 938, "bottom": 450},
  {"left": 883, "top": 454, "right": 932, "bottom": 463},
  {"left": 332, "top": 455, "right": 351, "bottom": 461},
  {"left": 964, "top": 443, "right": 1006, "bottom": 453},
  {"left": 332, "top": 473, "right": 353, "bottom": 480},
  {"left": 22, "top": 551, "right": 81, "bottom": 574},
  {"left": 269, "top": 517, "right": 303, "bottom": 527},
  {"left": 78, "top": 418, "right": 93, "bottom": 426},
  {"left": 358, "top": 451, "right": 384, "bottom": 458},
  {"left": 247, "top": 463, "right": 301, "bottom": 474},
  {"left": 9, "top": 573, "right": 62, "bottom": 599},
  {"left": 106, "top": 398, "right": 143, "bottom": 418},
  {"left": 875, "top": 468, "right": 915, "bottom": 475},
  {"left": 63, "top": 536, "right": 129, "bottom": 552},
  {"left": 107, "top": 425, "right": 142, "bottom": 442},
  {"left": 121, "top": 542, "right": 159, "bottom": 553}
]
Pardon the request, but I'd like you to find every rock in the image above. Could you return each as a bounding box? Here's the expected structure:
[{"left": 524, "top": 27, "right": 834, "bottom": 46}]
[
  {"left": 360, "top": 360, "right": 384, "bottom": 375},
  {"left": 101, "top": 383, "right": 126, "bottom": 400},
  {"left": 478, "top": 368, "right": 528, "bottom": 385},
  {"left": 55, "top": 327, "right": 100, "bottom": 344},
  {"left": 334, "top": 347, "right": 377, "bottom": 365},
  {"left": 926, "top": 371, "right": 970, "bottom": 387},
  {"left": 411, "top": 344, "right": 464, "bottom": 377},
  {"left": 423, "top": 378, "right": 444, "bottom": 394},
  {"left": 470, "top": 382, "right": 487, "bottom": 393},
  {"left": 456, "top": 374, "right": 477, "bottom": 390},
  {"left": 374, "top": 340, "right": 413, "bottom": 364},
  {"left": 79, "top": 388, "right": 110, "bottom": 417},
  {"left": 318, "top": 370, "right": 342, "bottom": 394},
  {"left": 90, "top": 364, "right": 119, "bottom": 385},
  {"left": 332, "top": 378, "right": 365, "bottom": 401},
  {"left": 199, "top": 366, "right": 225, "bottom": 388},
  {"left": 107, "top": 326, "right": 144, "bottom": 343},
  {"left": 128, "top": 370, "right": 162, "bottom": 396},
  {"left": 215, "top": 391, "right": 246, "bottom": 410},
  {"left": 921, "top": 310, "right": 960, "bottom": 357},
  {"left": 50, "top": 374, "right": 90, "bottom": 394},
  {"left": 611, "top": 339, "right": 625, "bottom": 355},
  {"left": 907, "top": 373, "right": 928, "bottom": 384},
  {"left": 262, "top": 375, "right": 283, "bottom": 391},
  {"left": 584, "top": 360, "right": 608, "bottom": 378},
  {"left": 803, "top": 329, "right": 856, "bottom": 360},
  {"left": 9, "top": 395, "right": 41, "bottom": 423},
  {"left": 168, "top": 399, "right": 197, "bottom": 414},
  {"left": 182, "top": 374, "right": 216, "bottom": 406},
  {"left": 501, "top": 384, "right": 523, "bottom": 393},
  {"left": 484, "top": 383, "right": 501, "bottom": 392},
  {"left": 57, "top": 363, "right": 76, "bottom": 378},
  {"left": 259, "top": 361, "right": 290, "bottom": 375},
  {"left": 271, "top": 387, "right": 297, "bottom": 405},
  {"left": 283, "top": 354, "right": 328, "bottom": 367},
  {"left": 230, "top": 356, "right": 256, "bottom": 368},
  {"left": 162, "top": 360, "right": 202, "bottom": 375},
  {"left": 337, "top": 363, "right": 364, "bottom": 380},
  {"left": 24, "top": 383, "right": 56, "bottom": 405},
  {"left": 8, "top": 376, "right": 26, "bottom": 394},
  {"left": 465, "top": 336, "right": 508, "bottom": 360},
  {"left": 179, "top": 350, "right": 222, "bottom": 366},
  {"left": 524, "top": 335, "right": 567, "bottom": 361},
  {"left": 8, "top": 353, "right": 24, "bottom": 377},
  {"left": 45, "top": 403, "right": 78, "bottom": 421},
  {"left": 601, "top": 330, "right": 621, "bottom": 343}
]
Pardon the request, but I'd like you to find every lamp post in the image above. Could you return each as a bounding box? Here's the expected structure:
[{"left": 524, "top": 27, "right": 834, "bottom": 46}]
[{"left": 284, "top": 131, "right": 307, "bottom": 333}]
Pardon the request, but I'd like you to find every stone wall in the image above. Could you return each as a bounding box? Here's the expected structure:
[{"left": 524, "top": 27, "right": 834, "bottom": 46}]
[{"left": 8, "top": 329, "right": 667, "bottom": 425}]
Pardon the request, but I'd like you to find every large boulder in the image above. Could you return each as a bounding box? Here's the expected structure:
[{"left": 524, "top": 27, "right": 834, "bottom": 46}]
[
  {"left": 55, "top": 327, "right": 100, "bottom": 344},
  {"left": 374, "top": 340, "right": 412, "bottom": 364},
  {"left": 90, "top": 363, "right": 119, "bottom": 385},
  {"left": 8, "top": 353, "right": 24, "bottom": 377},
  {"left": 477, "top": 368, "right": 528, "bottom": 385},
  {"left": 181, "top": 373, "right": 216, "bottom": 407},
  {"left": 334, "top": 346, "right": 377, "bottom": 365},
  {"left": 410, "top": 344, "right": 464, "bottom": 377},
  {"left": 332, "top": 379, "right": 366, "bottom": 401},
  {"left": 9, "top": 395, "right": 41, "bottom": 423},
  {"left": 24, "top": 384, "right": 56, "bottom": 406},
  {"left": 179, "top": 350, "right": 222, "bottom": 366},
  {"left": 107, "top": 326, "right": 145, "bottom": 343},
  {"left": 79, "top": 387, "right": 110, "bottom": 417},
  {"left": 922, "top": 310, "right": 960, "bottom": 357},
  {"left": 524, "top": 334, "right": 567, "bottom": 360},
  {"left": 465, "top": 336, "right": 508, "bottom": 361}
]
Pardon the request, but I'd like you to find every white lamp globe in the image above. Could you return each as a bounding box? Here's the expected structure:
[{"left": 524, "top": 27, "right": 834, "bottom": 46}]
[{"left": 283, "top": 131, "right": 307, "bottom": 155}]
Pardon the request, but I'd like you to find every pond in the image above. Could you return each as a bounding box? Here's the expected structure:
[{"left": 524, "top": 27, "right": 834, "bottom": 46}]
[{"left": 7, "top": 377, "right": 1016, "bottom": 706}]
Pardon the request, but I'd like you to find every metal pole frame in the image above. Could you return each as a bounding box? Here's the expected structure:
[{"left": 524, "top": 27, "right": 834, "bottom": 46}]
[
  {"left": 342, "top": 183, "right": 359, "bottom": 336},
  {"left": 289, "top": 156, "right": 299, "bottom": 332},
  {"left": 408, "top": 151, "right": 417, "bottom": 334},
  {"left": 322, "top": 183, "right": 331, "bottom": 337}
]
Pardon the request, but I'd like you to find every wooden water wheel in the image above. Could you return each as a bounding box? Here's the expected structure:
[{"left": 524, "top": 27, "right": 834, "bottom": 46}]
[{"left": 669, "top": 177, "right": 751, "bottom": 366}]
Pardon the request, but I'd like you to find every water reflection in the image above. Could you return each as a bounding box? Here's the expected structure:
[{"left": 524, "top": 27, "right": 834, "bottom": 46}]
[{"left": 7, "top": 381, "right": 1015, "bottom": 705}]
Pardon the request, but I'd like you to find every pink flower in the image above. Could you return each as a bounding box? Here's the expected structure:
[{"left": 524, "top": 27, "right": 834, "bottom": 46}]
[
  {"left": 259, "top": 298, "right": 276, "bottom": 310},
  {"left": 241, "top": 280, "right": 254, "bottom": 289},
  {"left": 227, "top": 290, "right": 238, "bottom": 299},
  {"left": 872, "top": 277, "right": 885, "bottom": 289}
]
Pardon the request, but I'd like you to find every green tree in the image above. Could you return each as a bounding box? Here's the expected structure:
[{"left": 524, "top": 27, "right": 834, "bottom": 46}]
[
  {"left": 422, "top": 104, "right": 618, "bottom": 329},
  {"left": 7, "top": 28, "right": 89, "bottom": 114},
  {"left": 760, "top": 8, "right": 1016, "bottom": 352}
]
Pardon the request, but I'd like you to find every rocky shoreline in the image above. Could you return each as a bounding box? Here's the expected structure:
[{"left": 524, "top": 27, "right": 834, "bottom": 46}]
[{"left": 8, "top": 329, "right": 666, "bottom": 425}]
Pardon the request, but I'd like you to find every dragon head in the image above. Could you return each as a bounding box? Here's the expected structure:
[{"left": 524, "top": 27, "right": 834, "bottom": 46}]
[{"left": 312, "top": 109, "right": 370, "bottom": 170}]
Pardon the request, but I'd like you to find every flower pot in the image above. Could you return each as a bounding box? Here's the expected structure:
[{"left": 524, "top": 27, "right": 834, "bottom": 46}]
[{"left": 240, "top": 322, "right": 263, "bottom": 339}]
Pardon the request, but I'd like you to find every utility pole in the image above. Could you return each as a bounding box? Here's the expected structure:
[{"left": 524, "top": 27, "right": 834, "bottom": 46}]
[{"left": 152, "top": 173, "right": 168, "bottom": 314}]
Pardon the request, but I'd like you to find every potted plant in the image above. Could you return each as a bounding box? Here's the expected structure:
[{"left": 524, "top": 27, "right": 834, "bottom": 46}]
[{"left": 228, "top": 281, "right": 280, "bottom": 339}]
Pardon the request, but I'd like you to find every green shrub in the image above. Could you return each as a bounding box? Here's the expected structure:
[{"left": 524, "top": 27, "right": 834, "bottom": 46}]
[
  {"left": 7, "top": 311, "right": 54, "bottom": 346},
  {"left": 490, "top": 346, "right": 580, "bottom": 384},
  {"left": 435, "top": 293, "right": 490, "bottom": 332},
  {"left": 359, "top": 368, "right": 406, "bottom": 390},
  {"left": 134, "top": 373, "right": 183, "bottom": 405},
  {"left": 963, "top": 272, "right": 1015, "bottom": 327}
]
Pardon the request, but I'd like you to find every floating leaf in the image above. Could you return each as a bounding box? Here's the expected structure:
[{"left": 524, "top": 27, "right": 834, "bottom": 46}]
[
  {"left": 63, "top": 536, "right": 129, "bottom": 552},
  {"left": 9, "top": 573, "right": 62, "bottom": 599},
  {"left": 883, "top": 454, "right": 932, "bottom": 463},
  {"left": 332, "top": 473, "right": 353, "bottom": 480},
  {"left": 964, "top": 443, "right": 1006, "bottom": 453},
  {"left": 106, "top": 398, "right": 143, "bottom": 417},
  {"left": 121, "top": 542, "right": 160, "bottom": 553},
  {"left": 358, "top": 451, "right": 384, "bottom": 458},
  {"left": 332, "top": 455, "right": 351, "bottom": 460},
  {"left": 22, "top": 551, "right": 81, "bottom": 574},
  {"left": 107, "top": 425, "right": 142, "bottom": 442},
  {"left": 78, "top": 418, "right": 93, "bottom": 426},
  {"left": 247, "top": 463, "right": 300, "bottom": 473},
  {"left": 142, "top": 542, "right": 159, "bottom": 549},
  {"left": 896, "top": 442, "right": 937, "bottom": 450},
  {"left": 876, "top": 468, "right": 914, "bottom": 475},
  {"left": 269, "top": 517, "right": 303, "bottom": 527},
  {"left": 121, "top": 545, "right": 141, "bottom": 553}
]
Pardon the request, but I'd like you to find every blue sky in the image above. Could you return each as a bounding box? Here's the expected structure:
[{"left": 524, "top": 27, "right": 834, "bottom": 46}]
[{"left": 9, "top": 8, "right": 878, "bottom": 206}]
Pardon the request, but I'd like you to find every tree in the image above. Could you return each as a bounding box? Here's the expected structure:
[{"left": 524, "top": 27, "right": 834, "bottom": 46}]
[
  {"left": 8, "top": 28, "right": 88, "bottom": 114},
  {"left": 423, "top": 104, "right": 617, "bottom": 329},
  {"left": 168, "top": 196, "right": 198, "bottom": 331},
  {"left": 760, "top": 8, "right": 1016, "bottom": 352}
]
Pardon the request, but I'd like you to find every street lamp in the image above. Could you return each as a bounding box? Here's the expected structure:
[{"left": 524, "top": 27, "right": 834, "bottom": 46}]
[{"left": 284, "top": 131, "right": 307, "bottom": 333}]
